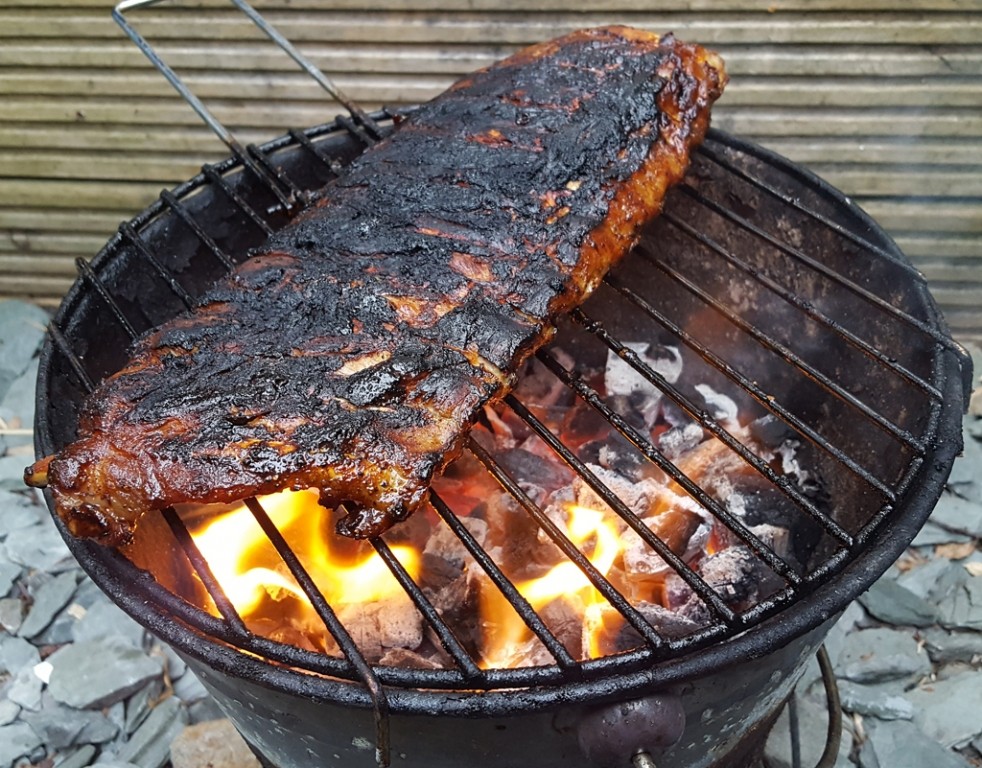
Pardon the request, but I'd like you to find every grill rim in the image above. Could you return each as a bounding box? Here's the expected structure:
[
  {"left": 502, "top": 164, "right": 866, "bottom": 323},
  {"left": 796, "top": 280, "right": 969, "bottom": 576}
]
[{"left": 33, "top": 118, "right": 970, "bottom": 714}]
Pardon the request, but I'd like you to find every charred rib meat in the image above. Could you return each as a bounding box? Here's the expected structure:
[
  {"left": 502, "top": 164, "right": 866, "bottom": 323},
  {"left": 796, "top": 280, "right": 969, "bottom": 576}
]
[{"left": 27, "top": 26, "right": 726, "bottom": 543}]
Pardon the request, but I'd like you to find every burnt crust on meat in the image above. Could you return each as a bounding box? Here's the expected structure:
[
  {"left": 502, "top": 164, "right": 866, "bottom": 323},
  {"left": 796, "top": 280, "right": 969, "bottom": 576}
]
[{"left": 26, "top": 26, "right": 726, "bottom": 544}]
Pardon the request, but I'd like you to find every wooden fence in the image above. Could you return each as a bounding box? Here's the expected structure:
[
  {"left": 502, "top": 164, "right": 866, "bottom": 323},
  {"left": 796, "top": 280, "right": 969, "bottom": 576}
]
[{"left": 2, "top": 0, "right": 980, "bottom": 342}]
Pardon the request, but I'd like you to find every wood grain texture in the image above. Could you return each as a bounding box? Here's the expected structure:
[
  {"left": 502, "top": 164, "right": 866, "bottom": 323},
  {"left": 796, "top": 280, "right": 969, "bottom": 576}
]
[{"left": 1, "top": 2, "right": 980, "bottom": 343}]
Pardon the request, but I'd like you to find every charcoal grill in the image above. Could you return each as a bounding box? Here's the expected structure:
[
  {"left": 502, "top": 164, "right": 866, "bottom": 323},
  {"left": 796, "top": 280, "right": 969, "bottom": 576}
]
[{"left": 32, "top": 2, "right": 972, "bottom": 767}]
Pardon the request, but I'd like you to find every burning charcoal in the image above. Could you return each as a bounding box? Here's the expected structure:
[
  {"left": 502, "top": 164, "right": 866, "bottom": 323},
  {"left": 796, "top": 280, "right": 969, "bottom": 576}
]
[
  {"left": 334, "top": 593, "right": 423, "bottom": 661},
  {"left": 482, "top": 494, "right": 560, "bottom": 579},
  {"left": 623, "top": 502, "right": 705, "bottom": 589},
  {"left": 484, "top": 636, "right": 556, "bottom": 669},
  {"left": 497, "top": 447, "right": 568, "bottom": 492},
  {"left": 749, "top": 414, "right": 793, "bottom": 448},
  {"left": 511, "top": 351, "right": 575, "bottom": 411},
  {"left": 699, "top": 546, "right": 765, "bottom": 609},
  {"left": 423, "top": 516, "right": 488, "bottom": 570},
  {"left": 584, "top": 602, "right": 700, "bottom": 657},
  {"left": 573, "top": 463, "right": 659, "bottom": 520},
  {"left": 597, "top": 441, "right": 650, "bottom": 482},
  {"left": 658, "top": 422, "right": 705, "bottom": 461},
  {"left": 378, "top": 647, "right": 445, "bottom": 670},
  {"left": 539, "top": 597, "right": 585, "bottom": 660}
]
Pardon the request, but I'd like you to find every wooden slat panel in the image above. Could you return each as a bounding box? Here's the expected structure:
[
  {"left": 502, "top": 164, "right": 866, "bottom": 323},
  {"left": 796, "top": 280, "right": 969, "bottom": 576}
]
[
  {"left": 5, "top": 10, "right": 982, "bottom": 46},
  {"left": 1, "top": 1, "right": 979, "bottom": 342},
  {"left": 6, "top": 0, "right": 982, "bottom": 10}
]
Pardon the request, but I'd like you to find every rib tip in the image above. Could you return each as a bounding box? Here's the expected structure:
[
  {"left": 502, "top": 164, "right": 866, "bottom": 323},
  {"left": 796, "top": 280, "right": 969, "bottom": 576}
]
[{"left": 24, "top": 455, "right": 53, "bottom": 488}]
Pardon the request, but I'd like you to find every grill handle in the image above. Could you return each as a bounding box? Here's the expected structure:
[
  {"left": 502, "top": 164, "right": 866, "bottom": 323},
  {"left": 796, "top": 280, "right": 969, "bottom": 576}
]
[{"left": 575, "top": 693, "right": 685, "bottom": 768}]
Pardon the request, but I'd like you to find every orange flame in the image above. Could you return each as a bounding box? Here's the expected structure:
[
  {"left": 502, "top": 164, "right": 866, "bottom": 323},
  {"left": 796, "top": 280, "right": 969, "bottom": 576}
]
[
  {"left": 480, "top": 503, "right": 625, "bottom": 667},
  {"left": 190, "top": 489, "right": 419, "bottom": 647}
]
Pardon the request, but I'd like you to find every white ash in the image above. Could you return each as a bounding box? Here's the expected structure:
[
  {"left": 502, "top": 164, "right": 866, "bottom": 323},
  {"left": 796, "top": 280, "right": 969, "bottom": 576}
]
[
  {"left": 658, "top": 422, "right": 706, "bottom": 461},
  {"left": 572, "top": 464, "right": 662, "bottom": 519},
  {"left": 604, "top": 343, "right": 682, "bottom": 428},
  {"left": 695, "top": 383, "right": 740, "bottom": 425}
]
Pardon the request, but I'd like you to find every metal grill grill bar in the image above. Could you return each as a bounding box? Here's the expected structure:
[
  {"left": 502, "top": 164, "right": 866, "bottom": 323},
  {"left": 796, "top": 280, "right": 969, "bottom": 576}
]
[
  {"left": 160, "top": 190, "right": 236, "bottom": 271},
  {"left": 119, "top": 222, "right": 195, "bottom": 309},
  {"left": 74, "top": 258, "right": 139, "bottom": 341},
  {"left": 467, "top": 436, "right": 668, "bottom": 651},
  {"left": 534, "top": 348, "right": 803, "bottom": 586},
  {"left": 247, "top": 144, "right": 303, "bottom": 200},
  {"left": 674, "top": 183, "right": 942, "bottom": 400},
  {"left": 698, "top": 139, "right": 935, "bottom": 291},
  {"left": 569, "top": 308, "right": 854, "bottom": 549},
  {"left": 201, "top": 165, "right": 275, "bottom": 238},
  {"left": 243, "top": 498, "right": 392, "bottom": 768},
  {"left": 288, "top": 128, "right": 344, "bottom": 176},
  {"left": 605, "top": 272, "right": 897, "bottom": 502},
  {"left": 429, "top": 491, "right": 579, "bottom": 670},
  {"left": 502, "top": 394, "right": 739, "bottom": 625},
  {"left": 47, "top": 324, "right": 96, "bottom": 394},
  {"left": 370, "top": 538, "right": 484, "bottom": 680},
  {"left": 660, "top": 215, "right": 926, "bottom": 455},
  {"left": 160, "top": 506, "right": 251, "bottom": 637}
]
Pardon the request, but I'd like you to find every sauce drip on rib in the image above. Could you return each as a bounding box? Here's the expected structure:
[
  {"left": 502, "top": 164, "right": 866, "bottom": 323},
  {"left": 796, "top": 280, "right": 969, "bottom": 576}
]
[{"left": 26, "top": 26, "right": 726, "bottom": 544}]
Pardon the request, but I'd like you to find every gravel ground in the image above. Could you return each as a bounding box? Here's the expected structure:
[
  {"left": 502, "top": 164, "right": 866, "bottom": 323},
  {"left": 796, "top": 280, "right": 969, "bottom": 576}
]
[{"left": 1, "top": 298, "right": 980, "bottom": 768}]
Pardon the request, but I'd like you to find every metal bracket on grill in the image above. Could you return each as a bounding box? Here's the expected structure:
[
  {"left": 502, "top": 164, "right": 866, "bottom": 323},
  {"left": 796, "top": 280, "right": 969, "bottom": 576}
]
[{"left": 112, "top": 0, "right": 383, "bottom": 209}]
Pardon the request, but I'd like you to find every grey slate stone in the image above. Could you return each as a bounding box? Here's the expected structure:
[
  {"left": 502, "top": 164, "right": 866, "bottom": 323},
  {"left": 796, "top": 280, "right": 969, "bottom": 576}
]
[
  {"left": 836, "top": 627, "right": 931, "bottom": 684},
  {"left": 75, "top": 710, "right": 120, "bottom": 746},
  {"left": 896, "top": 557, "right": 964, "bottom": 603},
  {"left": 72, "top": 599, "right": 146, "bottom": 649},
  {"left": 1, "top": 358, "right": 38, "bottom": 451},
  {"left": 114, "top": 696, "right": 188, "bottom": 768},
  {"left": 0, "top": 699, "right": 20, "bottom": 726},
  {"left": 923, "top": 627, "right": 982, "bottom": 664},
  {"left": 20, "top": 695, "right": 94, "bottom": 750},
  {"left": 908, "top": 669, "right": 982, "bottom": 748},
  {"left": 172, "top": 671, "right": 209, "bottom": 704},
  {"left": 18, "top": 570, "right": 78, "bottom": 639},
  {"left": 930, "top": 493, "right": 982, "bottom": 538},
  {"left": 125, "top": 679, "right": 164, "bottom": 735},
  {"left": 0, "top": 300, "right": 48, "bottom": 403},
  {"left": 53, "top": 744, "right": 97, "bottom": 768},
  {"left": 0, "top": 721, "right": 44, "bottom": 768},
  {"left": 32, "top": 609, "right": 79, "bottom": 646},
  {"left": 938, "top": 575, "right": 982, "bottom": 631},
  {"left": 0, "top": 560, "right": 21, "bottom": 598},
  {"left": 47, "top": 638, "right": 163, "bottom": 710},
  {"left": 5, "top": 664, "right": 44, "bottom": 711},
  {"left": 947, "top": 430, "right": 982, "bottom": 504},
  {"left": 18, "top": 692, "right": 117, "bottom": 750},
  {"left": 2, "top": 521, "right": 71, "bottom": 572},
  {"left": 858, "top": 578, "right": 937, "bottom": 627},
  {"left": 910, "top": 521, "right": 972, "bottom": 547},
  {"left": 859, "top": 719, "right": 971, "bottom": 768},
  {"left": 0, "top": 456, "right": 35, "bottom": 492},
  {"left": 0, "top": 597, "right": 23, "bottom": 633},
  {"left": 837, "top": 680, "right": 914, "bottom": 720},
  {"left": 0, "top": 634, "right": 40, "bottom": 674},
  {"left": 187, "top": 697, "right": 224, "bottom": 725},
  {"left": 154, "top": 643, "right": 186, "bottom": 682},
  {"left": 0, "top": 490, "right": 41, "bottom": 536}
]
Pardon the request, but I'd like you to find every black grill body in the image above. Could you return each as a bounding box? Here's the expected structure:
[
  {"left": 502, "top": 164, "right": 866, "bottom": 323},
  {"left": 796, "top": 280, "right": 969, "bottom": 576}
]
[{"left": 34, "top": 114, "right": 970, "bottom": 768}]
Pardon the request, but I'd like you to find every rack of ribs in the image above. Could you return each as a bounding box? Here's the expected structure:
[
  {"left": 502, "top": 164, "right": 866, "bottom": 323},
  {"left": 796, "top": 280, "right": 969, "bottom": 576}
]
[{"left": 26, "top": 26, "right": 726, "bottom": 544}]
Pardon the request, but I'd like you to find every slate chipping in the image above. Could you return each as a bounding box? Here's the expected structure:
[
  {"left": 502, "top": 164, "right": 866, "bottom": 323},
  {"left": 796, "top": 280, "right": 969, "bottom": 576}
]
[{"left": 0, "top": 297, "right": 979, "bottom": 767}]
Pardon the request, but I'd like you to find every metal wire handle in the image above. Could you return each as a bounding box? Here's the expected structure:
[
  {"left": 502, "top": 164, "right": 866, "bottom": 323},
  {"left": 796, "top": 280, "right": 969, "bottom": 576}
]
[{"left": 112, "top": 0, "right": 382, "bottom": 209}]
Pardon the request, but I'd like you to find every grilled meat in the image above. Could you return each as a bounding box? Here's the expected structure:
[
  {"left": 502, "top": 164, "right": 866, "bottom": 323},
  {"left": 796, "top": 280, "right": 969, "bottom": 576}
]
[{"left": 26, "top": 26, "right": 726, "bottom": 543}]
